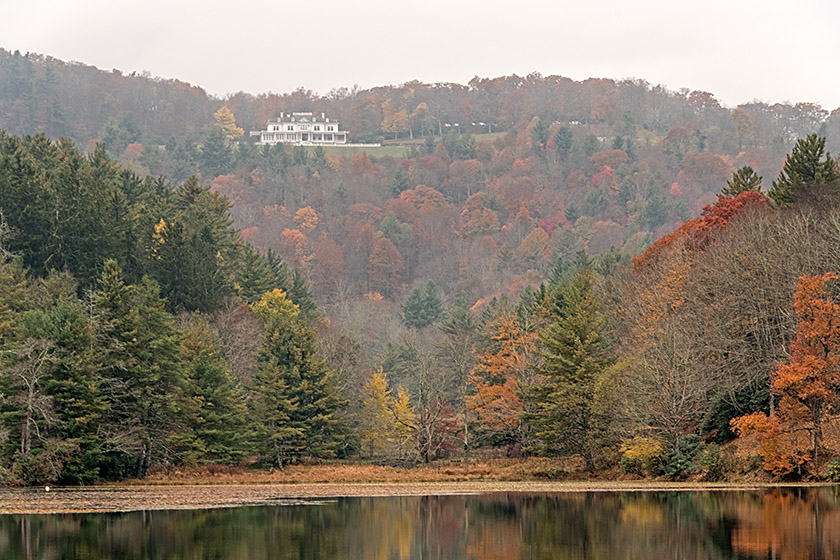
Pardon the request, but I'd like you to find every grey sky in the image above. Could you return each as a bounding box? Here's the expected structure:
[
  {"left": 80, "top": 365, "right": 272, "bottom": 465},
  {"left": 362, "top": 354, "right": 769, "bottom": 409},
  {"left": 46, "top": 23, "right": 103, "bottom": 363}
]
[{"left": 4, "top": 0, "right": 840, "bottom": 110}]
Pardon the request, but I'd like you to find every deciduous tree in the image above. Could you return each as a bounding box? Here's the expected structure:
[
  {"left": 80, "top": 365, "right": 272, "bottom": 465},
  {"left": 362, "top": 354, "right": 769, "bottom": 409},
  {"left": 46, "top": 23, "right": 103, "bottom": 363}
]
[{"left": 732, "top": 273, "right": 840, "bottom": 476}]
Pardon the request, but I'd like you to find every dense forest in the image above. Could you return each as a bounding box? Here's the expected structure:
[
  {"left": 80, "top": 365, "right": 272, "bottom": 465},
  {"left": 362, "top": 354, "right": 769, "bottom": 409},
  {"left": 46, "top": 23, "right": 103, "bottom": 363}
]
[{"left": 2, "top": 48, "right": 840, "bottom": 484}]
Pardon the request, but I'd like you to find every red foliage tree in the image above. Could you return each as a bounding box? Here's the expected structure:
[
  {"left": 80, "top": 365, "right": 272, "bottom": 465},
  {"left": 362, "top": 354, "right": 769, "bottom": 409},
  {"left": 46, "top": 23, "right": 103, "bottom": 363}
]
[
  {"left": 368, "top": 237, "right": 405, "bottom": 298},
  {"left": 633, "top": 190, "right": 766, "bottom": 270},
  {"left": 310, "top": 233, "right": 346, "bottom": 301}
]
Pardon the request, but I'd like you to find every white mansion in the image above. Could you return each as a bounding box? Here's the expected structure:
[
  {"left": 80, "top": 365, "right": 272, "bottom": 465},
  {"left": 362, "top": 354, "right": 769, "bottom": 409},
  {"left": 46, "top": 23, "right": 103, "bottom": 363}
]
[{"left": 250, "top": 112, "right": 349, "bottom": 145}]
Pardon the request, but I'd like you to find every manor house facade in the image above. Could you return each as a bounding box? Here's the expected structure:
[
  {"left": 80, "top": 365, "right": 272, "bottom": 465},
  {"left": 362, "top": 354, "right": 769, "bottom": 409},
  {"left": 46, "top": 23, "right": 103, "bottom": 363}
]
[{"left": 250, "top": 112, "right": 348, "bottom": 145}]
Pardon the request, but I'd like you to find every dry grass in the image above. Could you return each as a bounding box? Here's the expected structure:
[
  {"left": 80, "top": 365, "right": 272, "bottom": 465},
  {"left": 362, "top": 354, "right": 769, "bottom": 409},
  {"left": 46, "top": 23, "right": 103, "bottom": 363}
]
[{"left": 135, "top": 457, "right": 588, "bottom": 486}]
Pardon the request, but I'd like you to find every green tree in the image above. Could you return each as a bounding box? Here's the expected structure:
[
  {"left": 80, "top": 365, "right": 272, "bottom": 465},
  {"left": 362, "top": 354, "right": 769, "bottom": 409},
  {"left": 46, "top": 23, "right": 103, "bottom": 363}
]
[
  {"left": 92, "top": 261, "right": 182, "bottom": 478},
  {"left": 176, "top": 318, "right": 249, "bottom": 464},
  {"left": 554, "top": 127, "right": 573, "bottom": 158},
  {"left": 525, "top": 271, "right": 613, "bottom": 472},
  {"left": 99, "top": 114, "right": 141, "bottom": 156},
  {"left": 768, "top": 134, "right": 839, "bottom": 206},
  {"left": 251, "top": 290, "right": 345, "bottom": 467},
  {"left": 237, "top": 245, "right": 277, "bottom": 304},
  {"left": 200, "top": 126, "right": 232, "bottom": 179},
  {"left": 266, "top": 250, "right": 318, "bottom": 319},
  {"left": 721, "top": 165, "right": 763, "bottom": 196},
  {"left": 20, "top": 272, "right": 103, "bottom": 484},
  {"left": 531, "top": 119, "right": 550, "bottom": 152},
  {"left": 401, "top": 281, "right": 444, "bottom": 329},
  {"left": 150, "top": 177, "right": 238, "bottom": 313}
]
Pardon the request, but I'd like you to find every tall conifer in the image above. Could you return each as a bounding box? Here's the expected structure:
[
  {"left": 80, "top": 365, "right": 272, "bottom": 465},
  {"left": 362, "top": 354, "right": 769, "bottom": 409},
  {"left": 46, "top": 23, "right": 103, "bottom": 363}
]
[{"left": 526, "top": 271, "right": 613, "bottom": 471}]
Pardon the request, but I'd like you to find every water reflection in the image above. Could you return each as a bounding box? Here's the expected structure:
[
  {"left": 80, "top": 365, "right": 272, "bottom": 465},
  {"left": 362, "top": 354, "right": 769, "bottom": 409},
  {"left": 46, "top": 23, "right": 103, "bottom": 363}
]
[{"left": 2, "top": 487, "right": 839, "bottom": 559}]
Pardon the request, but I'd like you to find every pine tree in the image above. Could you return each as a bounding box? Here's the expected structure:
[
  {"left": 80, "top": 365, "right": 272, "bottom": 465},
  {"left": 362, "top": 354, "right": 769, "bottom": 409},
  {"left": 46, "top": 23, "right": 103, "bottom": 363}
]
[
  {"left": 151, "top": 177, "right": 237, "bottom": 313},
  {"left": 22, "top": 272, "right": 103, "bottom": 484},
  {"left": 401, "top": 281, "right": 443, "bottom": 329},
  {"left": 525, "top": 271, "right": 613, "bottom": 471},
  {"left": 768, "top": 134, "right": 839, "bottom": 206},
  {"left": 266, "top": 250, "right": 318, "bottom": 319},
  {"left": 721, "top": 165, "right": 763, "bottom": 196},
  {"left": 251, "top": 290, "right": 345, "bottom": 467},
  {"left": 237, "top": 245, "right": 277, "bottom": 304},
  {"left": 92, "top": 261, "right": 182, "bottom": 478},
  {"left": 200, "top": 126, "right": 231, "bottom": 178},
  {"left": 0, "top": 256, "right": 28, "bottom": 340},
  {"left": 176, "top": 319, "right": 250, "bottom": 464},
  {"left": 252, "top": 360, "right": 302, "bottom": 468},
  {"left": 554, "top": 127, "right": 573, "bottom": 157}
]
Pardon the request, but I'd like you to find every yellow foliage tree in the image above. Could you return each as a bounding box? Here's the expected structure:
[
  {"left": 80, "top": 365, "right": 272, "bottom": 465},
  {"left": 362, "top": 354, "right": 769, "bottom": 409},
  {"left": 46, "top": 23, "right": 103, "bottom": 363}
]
[
  {"left": 381, "top": 98, "right": 409, "bottom": 140},
  {"left": 214, "top": 106, "right": 244, "bottom": 140},
  {"left": 360, "top": 370, "right": 416, "bottom": 459}
]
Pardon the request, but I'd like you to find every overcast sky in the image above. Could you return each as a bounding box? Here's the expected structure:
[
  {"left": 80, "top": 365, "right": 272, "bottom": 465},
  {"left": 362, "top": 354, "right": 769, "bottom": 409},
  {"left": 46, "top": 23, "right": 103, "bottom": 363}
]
[{"left": 4, "top": 0, "right": 840, "bottom": 110}]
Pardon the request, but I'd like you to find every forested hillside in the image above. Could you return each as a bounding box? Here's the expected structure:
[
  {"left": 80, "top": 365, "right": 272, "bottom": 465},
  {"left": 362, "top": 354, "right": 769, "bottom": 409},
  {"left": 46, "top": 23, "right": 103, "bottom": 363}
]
[{"left": 3, "top": 49, "right": 840, "bottom": 483}]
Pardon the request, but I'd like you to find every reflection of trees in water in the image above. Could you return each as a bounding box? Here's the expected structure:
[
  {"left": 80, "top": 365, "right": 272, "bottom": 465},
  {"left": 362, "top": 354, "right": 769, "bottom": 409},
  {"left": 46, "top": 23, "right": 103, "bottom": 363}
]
[{"left": 2, "top": 490, "right": 840, "bottom": 559}]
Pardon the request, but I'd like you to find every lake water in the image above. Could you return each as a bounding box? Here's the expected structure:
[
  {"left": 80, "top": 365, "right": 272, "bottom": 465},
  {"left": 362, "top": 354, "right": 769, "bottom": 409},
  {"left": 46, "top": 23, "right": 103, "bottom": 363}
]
[{"left": 2, "top": 487, "right": 839, "bottom": 559}]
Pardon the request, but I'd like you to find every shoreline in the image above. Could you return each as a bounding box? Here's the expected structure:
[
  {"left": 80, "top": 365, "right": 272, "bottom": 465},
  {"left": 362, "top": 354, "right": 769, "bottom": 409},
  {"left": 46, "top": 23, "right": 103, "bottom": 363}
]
[{"left": 1, "top": 480, "right": 833, "bottom": 515}]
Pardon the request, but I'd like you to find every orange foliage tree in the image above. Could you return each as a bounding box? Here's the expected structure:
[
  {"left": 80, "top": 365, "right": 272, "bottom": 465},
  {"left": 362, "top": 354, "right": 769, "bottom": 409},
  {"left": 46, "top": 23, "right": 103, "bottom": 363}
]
[
  {"left": 466, "top": 314, "right": 536, "bottom": 449},
  {"left": 732, "top": 273, "right": 840, "bottom": 476}
]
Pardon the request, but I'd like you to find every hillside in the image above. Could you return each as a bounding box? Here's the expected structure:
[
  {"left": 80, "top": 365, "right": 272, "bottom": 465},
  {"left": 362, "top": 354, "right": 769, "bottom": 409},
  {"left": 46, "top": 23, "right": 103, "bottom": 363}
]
[{"left": 2, "top": 50, "right": 840, "bottom": 484}]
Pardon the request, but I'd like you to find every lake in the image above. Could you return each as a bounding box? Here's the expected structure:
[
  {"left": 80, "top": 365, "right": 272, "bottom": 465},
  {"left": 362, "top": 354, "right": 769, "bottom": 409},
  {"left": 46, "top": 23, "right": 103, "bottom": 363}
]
[{"left": 2, "top": 487, "right": 838, "bottom": 559}]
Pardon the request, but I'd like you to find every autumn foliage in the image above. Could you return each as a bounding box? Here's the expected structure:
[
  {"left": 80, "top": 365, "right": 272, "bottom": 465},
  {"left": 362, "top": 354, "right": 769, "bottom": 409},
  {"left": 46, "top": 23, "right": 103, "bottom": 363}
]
[
  {"left": 633, "top": 190, "right": 766, "bottom": 270},
  {"left": 466, "top": 315, "right": 534, "bottom": 447},
  {"left": 732, "top": 273, "right": 840, "bottom": 476}
]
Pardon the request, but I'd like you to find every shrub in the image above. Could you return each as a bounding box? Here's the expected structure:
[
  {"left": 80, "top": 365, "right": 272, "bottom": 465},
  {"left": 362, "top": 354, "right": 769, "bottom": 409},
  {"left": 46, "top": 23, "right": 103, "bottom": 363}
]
[
  {"left": 823, "top": 459, "right": 840, "bottom": 481},
  {"left": 619, "top": 436, "right": 663, "bottom": 477},
  {"left": 697, "top": 443, "right": 728, "bottom": 481}
]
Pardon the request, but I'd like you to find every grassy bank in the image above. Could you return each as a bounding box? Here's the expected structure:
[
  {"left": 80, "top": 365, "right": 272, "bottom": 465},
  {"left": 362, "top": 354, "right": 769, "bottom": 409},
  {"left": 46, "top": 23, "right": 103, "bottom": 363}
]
[{"left": 128, "top": 456, "right": 774, "bottom": 486}]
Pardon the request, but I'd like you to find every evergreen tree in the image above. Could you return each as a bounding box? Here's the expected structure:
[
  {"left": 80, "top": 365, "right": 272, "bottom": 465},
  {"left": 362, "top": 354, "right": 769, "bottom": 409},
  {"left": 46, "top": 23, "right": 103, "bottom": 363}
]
[
  {"left": 0, "top": 254, "right": 28, "bottom": 340},
  {"left": 531, "top": 119, "right": 550, "bottom": 151},
  {"left": 151, "top": 177, "right": 238, "bottom": 312},
  {"left": 391, "top": 169, "right": 411, "bottom": 196},
  {"left": 721, "top": 165, "right": 763, "bottom": 196},
  {"left": 768, "top": 134, "right": 839, "bottom": 206},
  {"left": 92, "top": 261, "right": 182, "bottom": 478},
  {"left": 554, "top": 127, "right": 573, "bottom": 158},
  {"left": 21, "top": 272, "right": 103, "bottom": 484},
  {"left": 176, "top": 319, "right": 250, "bottom": 464},
  {"left": 237, "top": 245, "right": 277, "bottom": 304},
  {"left": 266, "top": 250, "right": 318, "bottom": 318},
  {"left": 251, "top": 290, "right": 345, "bottom": 467},
  {"left": 547, "top": 257, "right": 567, "bottom": 288},
  {"left": 525, "top": 271, "right": 613, "bottom": 472},
  {"left": 200, "top": 126, "right": 231, "bottom": 179},
  {"left": 401, "top": 281, "right": 443, "bottom": 329}
]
